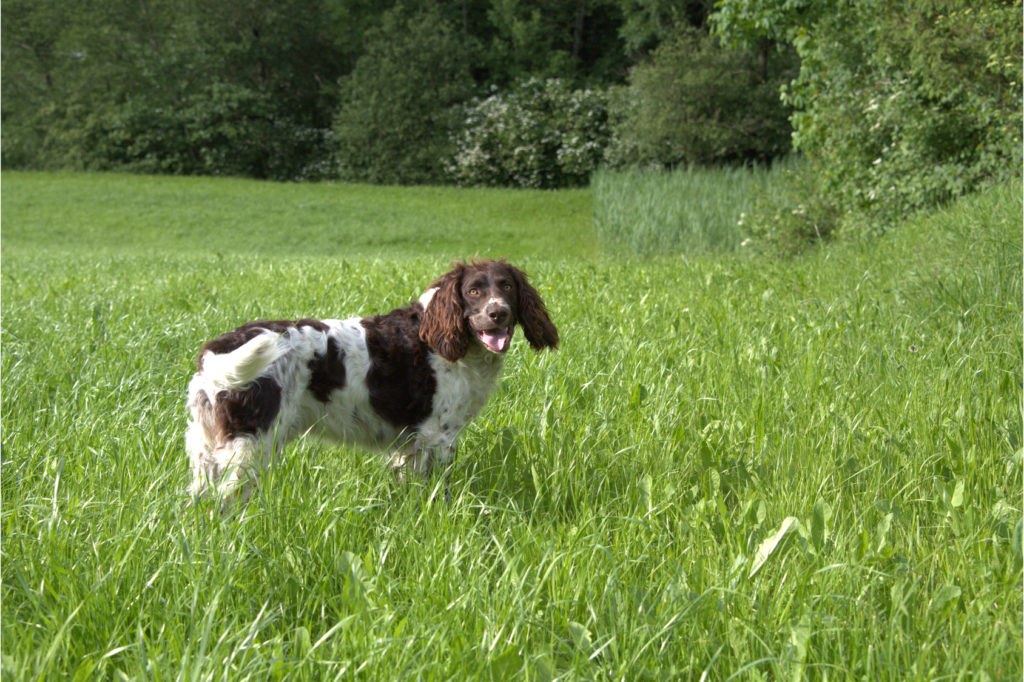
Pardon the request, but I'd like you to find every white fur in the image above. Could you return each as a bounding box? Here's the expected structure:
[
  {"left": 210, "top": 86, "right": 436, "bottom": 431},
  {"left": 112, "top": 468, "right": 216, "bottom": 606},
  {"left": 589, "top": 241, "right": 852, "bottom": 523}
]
[
  {"left": 419, "top": 287, "right": 439, "bottom": 309},
  {"left": 200, "top": 332, "right": 285, "bottom": 392},
  {"left": 486, "top": 296, "right": 510, "bottom": 312}
]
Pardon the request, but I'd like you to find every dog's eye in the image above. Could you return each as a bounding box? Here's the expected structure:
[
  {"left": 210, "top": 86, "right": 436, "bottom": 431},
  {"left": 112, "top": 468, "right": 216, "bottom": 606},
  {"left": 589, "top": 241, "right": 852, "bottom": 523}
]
[
  {"left": 468, "top": 288, "right": 479, "bottom": 296},
  {"left": 502, "top": 284, "right": 512, "bottom": 291}
]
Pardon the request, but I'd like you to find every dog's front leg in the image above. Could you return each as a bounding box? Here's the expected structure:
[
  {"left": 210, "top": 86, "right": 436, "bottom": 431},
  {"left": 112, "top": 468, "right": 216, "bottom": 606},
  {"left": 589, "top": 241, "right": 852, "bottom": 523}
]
[{"left": 389, "top": 431, "right": 456, "bottom": 501}]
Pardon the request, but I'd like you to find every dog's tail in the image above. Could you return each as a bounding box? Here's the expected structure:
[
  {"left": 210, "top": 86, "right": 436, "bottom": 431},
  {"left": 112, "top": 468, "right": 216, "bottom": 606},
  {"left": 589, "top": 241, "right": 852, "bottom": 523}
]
[{"left": 200, "top": 333, "right": 285, "bottom": 392}]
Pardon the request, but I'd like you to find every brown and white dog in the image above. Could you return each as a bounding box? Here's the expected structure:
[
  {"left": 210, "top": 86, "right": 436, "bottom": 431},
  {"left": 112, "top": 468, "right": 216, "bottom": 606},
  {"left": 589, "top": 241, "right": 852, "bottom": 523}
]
[{"left": 185, "top": 260, "right": 558, "bottom": 504}]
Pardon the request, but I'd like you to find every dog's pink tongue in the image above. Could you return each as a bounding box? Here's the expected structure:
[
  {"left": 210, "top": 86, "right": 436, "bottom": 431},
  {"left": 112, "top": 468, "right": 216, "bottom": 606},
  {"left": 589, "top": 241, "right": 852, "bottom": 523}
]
[{"left": 480, "top": 328, "right": 511, "bottom": 353}]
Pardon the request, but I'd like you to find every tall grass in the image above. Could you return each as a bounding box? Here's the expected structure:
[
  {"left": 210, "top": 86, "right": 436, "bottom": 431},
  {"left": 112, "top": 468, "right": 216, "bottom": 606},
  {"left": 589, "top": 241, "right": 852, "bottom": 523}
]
[
  {"left": 2, "top": 172, "right": 1021, "bottom": 680},
  {"left": 592, "top": 164, "right": 778, "bottom": 255}
]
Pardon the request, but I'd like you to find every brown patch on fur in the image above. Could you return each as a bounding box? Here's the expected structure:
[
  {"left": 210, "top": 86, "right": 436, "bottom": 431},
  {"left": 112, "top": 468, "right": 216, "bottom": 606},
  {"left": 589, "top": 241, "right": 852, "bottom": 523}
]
[
  {"left": 507, "top": 265, "right": 559, "bottom": 350},
  {"left": 213, "top": 376, "right": 282, "bottom": 443},
  {"left": 362, "top": 303, "right": 437, "bottom": 427},
  {"left": 307, "top": 337, "right": 346, "bottom": 403}
]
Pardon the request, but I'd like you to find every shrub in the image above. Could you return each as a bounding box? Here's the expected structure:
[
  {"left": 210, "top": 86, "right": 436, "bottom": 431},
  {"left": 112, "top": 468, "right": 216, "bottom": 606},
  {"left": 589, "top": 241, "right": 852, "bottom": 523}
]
[
  {"left": 606, "top": 26, "right": 796, "bottom": 169},
  {"left": 714, "top": 0, "right": 1023, "bottom": 243},
  {"left": 447, "top": 78, "right": 611, "bottom": 189},
  {"left": 12, "top": 82, "right": 335, "bottom": 181},
  {"left": 738, "top": 158, "right": 844, "bottom": 254},
  {"left": 795, "top": 1, "right": 1022, "bottom": 234},
  {"left": 332, "top": 6, "right": 476, "bottom": 185}
]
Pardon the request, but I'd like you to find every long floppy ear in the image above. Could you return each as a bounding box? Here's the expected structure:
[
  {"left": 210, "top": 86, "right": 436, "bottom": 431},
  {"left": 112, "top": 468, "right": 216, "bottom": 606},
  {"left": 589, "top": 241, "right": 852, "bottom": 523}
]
[
  {"left": 510, "top": 265, "right": 559, "bottom": 351},
  {"left": 419, "top": 265, "right": 470, "bottom": 362}
]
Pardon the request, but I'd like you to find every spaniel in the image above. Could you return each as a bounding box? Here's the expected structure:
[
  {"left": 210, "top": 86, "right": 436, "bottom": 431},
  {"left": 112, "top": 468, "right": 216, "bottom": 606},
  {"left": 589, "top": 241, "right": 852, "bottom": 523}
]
[{"left": 185, "top": 259, "right": 558, "bottom": 504}]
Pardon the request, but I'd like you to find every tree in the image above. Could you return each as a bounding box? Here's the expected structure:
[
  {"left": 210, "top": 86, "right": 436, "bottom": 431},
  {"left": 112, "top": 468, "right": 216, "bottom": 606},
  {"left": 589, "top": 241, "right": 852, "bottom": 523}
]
[
  {"left": 332, "top": 5, "right": 477, "bottom": 184},
  {"left": 615, "top": 0, "right": 715, "bottom": 56},
  {"left": 607, "top": 25, "right": 795, "bottom": 167},
  {"left": 2, "top": 0, "right": 349, "bottom": 179},
  {"left": 482, "top": 0, "right": 628, "bottom": 84}
]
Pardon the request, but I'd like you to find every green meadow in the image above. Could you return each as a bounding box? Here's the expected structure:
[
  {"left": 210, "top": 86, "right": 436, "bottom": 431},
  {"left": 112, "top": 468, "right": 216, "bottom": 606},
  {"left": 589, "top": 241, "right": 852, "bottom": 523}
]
[{"left": 2, "top": 171, "right": 1021, "bottom": 680}]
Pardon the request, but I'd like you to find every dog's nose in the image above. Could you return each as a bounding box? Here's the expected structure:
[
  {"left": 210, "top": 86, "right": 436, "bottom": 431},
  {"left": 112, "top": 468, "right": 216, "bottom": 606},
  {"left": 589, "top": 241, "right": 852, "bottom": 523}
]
[{"left": 487, "top": 306, "right": 511, "bottom": 325}]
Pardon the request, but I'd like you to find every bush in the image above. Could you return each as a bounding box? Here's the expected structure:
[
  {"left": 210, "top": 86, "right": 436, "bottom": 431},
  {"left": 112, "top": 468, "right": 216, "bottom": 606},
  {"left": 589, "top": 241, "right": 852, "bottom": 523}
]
[
  {"left": 6, "top": 82, "right": 336, "bottom": 181},
  {"left": 0, "top": 0, "right": 345, "bottom": 180},
  {"left": 332, "top": 6, "right": 475, "bottom": 185},
  {"left": 738, "top": 158, "right": 844, "bottom": 254},
  {"left": 793, "top": 1, "right": 1022, "bottom": 234},
  {"left": 447, "top": 78, "right": 611, "bottom": 189},
  {"left": 607, "top": 26, "right": 796, "bottom": 169},
  {"left": 714, "top": 0, "right": 1023, "bottom": 244}
]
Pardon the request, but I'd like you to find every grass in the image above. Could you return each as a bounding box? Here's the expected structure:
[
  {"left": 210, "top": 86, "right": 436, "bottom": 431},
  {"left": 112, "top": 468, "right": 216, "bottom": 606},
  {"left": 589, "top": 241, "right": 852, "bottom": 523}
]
[
  {"left": 2, "top": 171, "right": 1021, "bottom": 680},
  {"left": 1, "top": 171, "right": 595, "bottom": 260},
  {"left": 592, "top": 164, "right": 779, "bottom": 255}
]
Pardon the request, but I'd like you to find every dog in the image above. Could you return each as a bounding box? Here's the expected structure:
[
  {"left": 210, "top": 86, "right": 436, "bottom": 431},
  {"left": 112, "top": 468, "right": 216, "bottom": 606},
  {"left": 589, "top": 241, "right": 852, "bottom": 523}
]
[{"left": 185, "top": 259, "right": 558, "bottom": 504}]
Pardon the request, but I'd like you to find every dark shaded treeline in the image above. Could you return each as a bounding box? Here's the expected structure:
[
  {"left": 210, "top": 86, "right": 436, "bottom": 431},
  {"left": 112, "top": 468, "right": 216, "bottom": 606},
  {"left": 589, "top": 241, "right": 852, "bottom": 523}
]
[{"left": 3, "top": 0, "right": 784, "bottom": 182}]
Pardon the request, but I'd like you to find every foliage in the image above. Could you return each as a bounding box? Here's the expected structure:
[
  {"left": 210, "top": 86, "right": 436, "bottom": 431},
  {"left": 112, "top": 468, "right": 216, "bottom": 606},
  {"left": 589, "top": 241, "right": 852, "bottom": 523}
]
[
  {"left": 51, "top": 83, "right": 336, "bottom": 180},
  {"left": 447, "top": 78, "right": 611, "bottom": 188},
  {"left": 0, "top": 0, "right": 344, "bottom": 181},
  {"left": 2, "top": 172, "right": 1021, "bottom": 679},
  {"left": 713, "top": 0, "right": 1023, "bottom": 240},
  {"left": 332, "top": 6, "right": 477, "bottom": 185},
  {"left": 606, "top": 25, "right": 796, "bottom": 168},
  {"left": 615, "top": 0, "right": 717, "bottom": 56},
  {"left": 737, "top": 158, "right": 845, "bottom": 254},
  {"left": 1, "top": 0, "right": 642, "bottom": 181},
  {"left": 482, "top": 0, "right": 629, "bottom": 84}
]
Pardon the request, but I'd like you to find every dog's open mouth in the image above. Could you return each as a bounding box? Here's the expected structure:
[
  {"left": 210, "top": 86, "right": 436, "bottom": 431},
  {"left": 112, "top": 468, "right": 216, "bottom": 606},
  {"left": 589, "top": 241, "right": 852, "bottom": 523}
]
[{"left": 477, "top": 326, "right": 513, "bottom": 353}]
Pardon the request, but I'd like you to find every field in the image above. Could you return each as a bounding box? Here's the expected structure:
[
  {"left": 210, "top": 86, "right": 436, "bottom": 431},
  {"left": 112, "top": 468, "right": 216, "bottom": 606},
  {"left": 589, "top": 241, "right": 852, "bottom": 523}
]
[{"left": 2, "top": 171, "right": 1021, "bottom": 680}]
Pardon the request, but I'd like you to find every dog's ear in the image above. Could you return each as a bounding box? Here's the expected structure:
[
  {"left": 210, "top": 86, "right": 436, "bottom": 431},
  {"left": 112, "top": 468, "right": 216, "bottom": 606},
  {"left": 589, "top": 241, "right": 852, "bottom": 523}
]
[
  {"left": 419, "top": 264, "right": 470, "bottom": 362},
  {"left": 510, "top": 265, "right": 559, "bottom": 351}
]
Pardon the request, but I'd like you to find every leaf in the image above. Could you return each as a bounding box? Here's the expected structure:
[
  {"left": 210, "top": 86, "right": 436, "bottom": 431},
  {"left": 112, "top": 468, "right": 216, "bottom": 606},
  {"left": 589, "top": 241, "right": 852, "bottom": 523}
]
[
  {"left": 950, "top": 480, "right": 964, "bottom": 509},
  {"left": 294, "top": 626, "right": 311, "bottom": 658},
  {"left": 749, "top": 516, "right": 799, "bottom": 577},
  {"left": 338, "top": 550, "right": 374, "bottom": 604},
  {"left": 744, "top": 497, "right": 767, "bottom": 528},
  {"left": 567, "top": 621, "right": 593, "bottom": 651},
  {"left": 705, "top": 469, "right": 721, "bottom": 496},
  {"left": 928, "top": 585, "right": 961, "bottom": 615},
  {"left": 630, "top": 383, "right": 648, "bottom": 407},
  {"left": 640, "top": 473, "right": 652, "bottom": 514},
  {"left": 1013, "top": 520, "right": 1023, "bottom": 566},
  {"left": 785, "top": 613, "right": 812, "bottom": 682},
  {"left": 531, "top": 653, "right": 555, "bottom": 682},
  {"left": 874, "top": 513, "right": 893, "bottom": 554},
  {"left": 991, "top": 499, "right": 1017, "bottom": 522},
  {"left": 531, "top": 464, "right": 543, "bottom": 502},
  {"left": 488, "top": 646, "right": 523, "bottom": 679}
]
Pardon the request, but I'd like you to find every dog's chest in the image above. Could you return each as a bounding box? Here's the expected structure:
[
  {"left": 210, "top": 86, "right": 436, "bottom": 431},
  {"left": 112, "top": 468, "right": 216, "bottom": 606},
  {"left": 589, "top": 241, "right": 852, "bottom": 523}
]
[{"left": 428, "top": 350, "right": 503, "bottom": 430}]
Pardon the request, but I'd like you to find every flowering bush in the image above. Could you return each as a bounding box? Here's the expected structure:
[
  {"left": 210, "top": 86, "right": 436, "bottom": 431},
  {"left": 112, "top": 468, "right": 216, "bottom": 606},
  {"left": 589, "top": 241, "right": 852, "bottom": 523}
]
[{"left": 447, "top": 79, "right": 610, "bottom": 189}]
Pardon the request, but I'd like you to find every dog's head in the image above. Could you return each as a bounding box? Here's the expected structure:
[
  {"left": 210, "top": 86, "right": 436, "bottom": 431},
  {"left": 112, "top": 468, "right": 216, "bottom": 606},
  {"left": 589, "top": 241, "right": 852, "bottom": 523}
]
[{"left": 419, "top": 259, "right": 559, "bottom": 362}]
